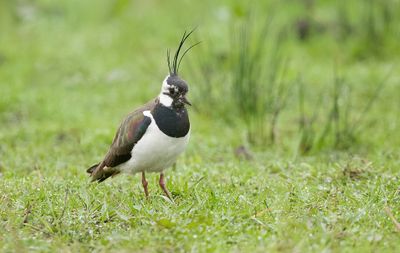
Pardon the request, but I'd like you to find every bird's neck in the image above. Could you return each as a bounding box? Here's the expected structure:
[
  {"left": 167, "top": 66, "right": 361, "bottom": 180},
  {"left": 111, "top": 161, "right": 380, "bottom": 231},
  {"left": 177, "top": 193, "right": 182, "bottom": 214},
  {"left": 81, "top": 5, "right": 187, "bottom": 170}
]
[{"left": 158, "top": 92, "right": 173, "bottom": 107}]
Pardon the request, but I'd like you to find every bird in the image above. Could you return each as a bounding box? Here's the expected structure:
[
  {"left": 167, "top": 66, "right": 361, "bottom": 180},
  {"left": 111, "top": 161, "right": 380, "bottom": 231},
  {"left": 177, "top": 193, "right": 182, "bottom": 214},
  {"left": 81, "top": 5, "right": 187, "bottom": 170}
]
[{"left": 87, "top": 30, "right": 198, "bottom": 200}]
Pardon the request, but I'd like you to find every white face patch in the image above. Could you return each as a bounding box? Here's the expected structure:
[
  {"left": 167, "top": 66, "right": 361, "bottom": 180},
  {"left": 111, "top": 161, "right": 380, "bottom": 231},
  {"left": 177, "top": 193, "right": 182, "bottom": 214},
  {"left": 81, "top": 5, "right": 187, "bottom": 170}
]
[{"left": 159, "top": 75, "right": 173, "bottom": 107}]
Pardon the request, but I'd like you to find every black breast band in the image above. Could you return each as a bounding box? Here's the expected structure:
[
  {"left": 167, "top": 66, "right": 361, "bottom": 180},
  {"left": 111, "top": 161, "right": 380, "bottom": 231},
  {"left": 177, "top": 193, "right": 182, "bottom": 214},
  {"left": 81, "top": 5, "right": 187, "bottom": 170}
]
[{"left": 152, "top": 104, "right": 190, "bottom": 137}]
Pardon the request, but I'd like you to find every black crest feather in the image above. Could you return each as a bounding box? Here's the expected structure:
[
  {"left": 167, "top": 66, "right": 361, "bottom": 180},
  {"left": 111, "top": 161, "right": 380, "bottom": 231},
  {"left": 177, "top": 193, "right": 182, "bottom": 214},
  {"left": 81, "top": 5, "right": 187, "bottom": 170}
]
[{"left": 167, "top": 29, "right": 200, "bottom": 75}]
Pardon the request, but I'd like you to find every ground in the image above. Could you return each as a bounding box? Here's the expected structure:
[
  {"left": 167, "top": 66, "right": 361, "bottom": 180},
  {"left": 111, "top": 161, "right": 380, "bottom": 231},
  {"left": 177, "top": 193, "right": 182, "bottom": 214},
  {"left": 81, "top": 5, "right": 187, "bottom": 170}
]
[{"left": 0, "top": 0, "right": 399, "bottom": 252}]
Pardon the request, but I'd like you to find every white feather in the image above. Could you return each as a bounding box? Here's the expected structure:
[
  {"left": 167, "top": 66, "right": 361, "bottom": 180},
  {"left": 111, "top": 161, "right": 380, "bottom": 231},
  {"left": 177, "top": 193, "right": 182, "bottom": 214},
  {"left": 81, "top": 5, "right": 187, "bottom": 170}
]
[{"left": 159, "top": 75, "right": 173, "bottom": 107}]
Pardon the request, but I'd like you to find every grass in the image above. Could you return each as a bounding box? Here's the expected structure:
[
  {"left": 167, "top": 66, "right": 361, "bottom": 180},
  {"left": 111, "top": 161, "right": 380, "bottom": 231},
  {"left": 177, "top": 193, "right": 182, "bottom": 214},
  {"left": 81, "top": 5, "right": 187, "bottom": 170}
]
[
  {"left": 230, "top": 17, "right": 290, "bottom": 146},
  {"left": 1, "top": 0, "right": 400, "bottom": 252}
]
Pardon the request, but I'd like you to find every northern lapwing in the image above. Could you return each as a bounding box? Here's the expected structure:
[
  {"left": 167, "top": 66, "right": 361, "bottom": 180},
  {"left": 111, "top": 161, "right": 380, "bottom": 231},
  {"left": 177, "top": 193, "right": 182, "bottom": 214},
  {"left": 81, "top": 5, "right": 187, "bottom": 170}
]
[{"left": 87, "top": 31, "right": 198, "bottom": 200}]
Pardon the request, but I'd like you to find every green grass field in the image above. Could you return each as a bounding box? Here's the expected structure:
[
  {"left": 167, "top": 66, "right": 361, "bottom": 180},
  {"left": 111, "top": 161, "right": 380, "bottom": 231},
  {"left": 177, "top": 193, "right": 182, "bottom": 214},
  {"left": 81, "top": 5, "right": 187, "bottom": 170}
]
[{"left": 1, "top": 0, "right": 400, "bottom": 252}]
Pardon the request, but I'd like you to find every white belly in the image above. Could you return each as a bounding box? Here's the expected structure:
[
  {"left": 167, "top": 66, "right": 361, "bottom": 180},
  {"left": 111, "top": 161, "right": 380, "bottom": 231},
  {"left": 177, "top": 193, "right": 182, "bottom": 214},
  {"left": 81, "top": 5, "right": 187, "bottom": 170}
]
[{"left": 117, "top": 111, "right": 190, "bottom": 174}]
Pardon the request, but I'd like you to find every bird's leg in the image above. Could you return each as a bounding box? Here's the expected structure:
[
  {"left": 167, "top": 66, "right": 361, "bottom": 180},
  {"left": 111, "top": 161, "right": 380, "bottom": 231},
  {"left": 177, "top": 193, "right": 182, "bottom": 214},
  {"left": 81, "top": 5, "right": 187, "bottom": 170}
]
[
  {"left": 159, "top": 173, "right": 173, "bottom": 200},
  {"left": 141, "top": 171, "right": 149, "bottom": 198}
]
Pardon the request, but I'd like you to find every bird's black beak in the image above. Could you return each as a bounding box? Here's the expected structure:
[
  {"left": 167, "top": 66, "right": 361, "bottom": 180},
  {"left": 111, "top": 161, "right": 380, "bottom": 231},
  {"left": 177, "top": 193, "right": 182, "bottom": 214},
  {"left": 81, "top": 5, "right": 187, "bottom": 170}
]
[{"left": 181, "top": 95, "right": 191, "bottom": 106}]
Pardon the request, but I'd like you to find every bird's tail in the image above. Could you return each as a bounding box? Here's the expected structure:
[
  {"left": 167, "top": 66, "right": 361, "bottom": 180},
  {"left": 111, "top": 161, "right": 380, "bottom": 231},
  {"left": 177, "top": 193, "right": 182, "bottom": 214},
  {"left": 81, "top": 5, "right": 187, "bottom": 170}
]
[
  {"left": 86, "top": 162, "right": 120, "bottom": 183},
  {"left": 87, "top": 163, "right": 99, "bottom": 174}
]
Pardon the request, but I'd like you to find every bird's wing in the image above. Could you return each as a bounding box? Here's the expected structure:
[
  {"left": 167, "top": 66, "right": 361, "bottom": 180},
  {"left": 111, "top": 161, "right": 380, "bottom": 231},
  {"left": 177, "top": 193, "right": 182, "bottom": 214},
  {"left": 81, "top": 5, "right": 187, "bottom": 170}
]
[{"left": 88, "top": 98, "right": 157, "bottom": 182}]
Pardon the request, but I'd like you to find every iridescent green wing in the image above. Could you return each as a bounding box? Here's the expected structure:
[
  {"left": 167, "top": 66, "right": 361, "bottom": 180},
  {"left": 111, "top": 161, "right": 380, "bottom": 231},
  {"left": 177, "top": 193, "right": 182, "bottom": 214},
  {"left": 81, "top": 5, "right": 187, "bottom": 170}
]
[{"left": 103, "top": 99, "right": 156, "bottom": 167}]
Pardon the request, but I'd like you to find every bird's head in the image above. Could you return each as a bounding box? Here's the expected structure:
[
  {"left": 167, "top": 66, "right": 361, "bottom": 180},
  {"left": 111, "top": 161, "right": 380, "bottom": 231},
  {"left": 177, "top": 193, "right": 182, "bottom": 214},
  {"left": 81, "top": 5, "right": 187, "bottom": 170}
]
[
  {"left": 159, "top": 30, "right": 199, "bottom": 109},
  {"left": 160, "top": 74, "right": 190, "bottom": 108}
]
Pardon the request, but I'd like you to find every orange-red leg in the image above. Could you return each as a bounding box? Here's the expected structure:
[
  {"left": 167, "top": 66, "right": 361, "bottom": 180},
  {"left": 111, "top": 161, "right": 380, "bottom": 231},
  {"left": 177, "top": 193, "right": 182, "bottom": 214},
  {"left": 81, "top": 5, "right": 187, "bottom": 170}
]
[
  {"left": 141, "top": 172, "right": 149, "bottom": 198},
  {"left": 159, "top": 173, "right": 172, "bottom": 200}
]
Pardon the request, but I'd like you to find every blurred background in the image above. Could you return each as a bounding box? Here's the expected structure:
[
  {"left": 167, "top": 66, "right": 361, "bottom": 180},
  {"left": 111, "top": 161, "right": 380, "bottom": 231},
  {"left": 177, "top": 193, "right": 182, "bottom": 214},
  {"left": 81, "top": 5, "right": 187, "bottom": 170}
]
[
  {"left": 1, "top": 1, "right": 400, "bottom": 251},
  {"left": 0, "top": 0, "right": 399, "bottom": 170}
]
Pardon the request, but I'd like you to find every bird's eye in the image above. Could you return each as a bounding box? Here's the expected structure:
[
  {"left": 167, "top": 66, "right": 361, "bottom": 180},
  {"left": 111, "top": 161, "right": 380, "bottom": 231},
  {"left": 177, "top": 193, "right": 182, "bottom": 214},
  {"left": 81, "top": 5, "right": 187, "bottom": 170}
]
[{"left": 169, "top": 87, "right": 175, "bottom": 94}]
